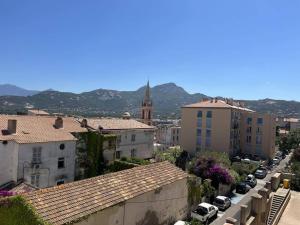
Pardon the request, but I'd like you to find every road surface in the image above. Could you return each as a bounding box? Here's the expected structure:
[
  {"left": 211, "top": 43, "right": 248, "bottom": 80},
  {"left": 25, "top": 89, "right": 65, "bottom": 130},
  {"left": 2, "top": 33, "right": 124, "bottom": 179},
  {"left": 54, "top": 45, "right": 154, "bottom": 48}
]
[{"left": 211, "top": 154, "right": 291, "bottom": 225}]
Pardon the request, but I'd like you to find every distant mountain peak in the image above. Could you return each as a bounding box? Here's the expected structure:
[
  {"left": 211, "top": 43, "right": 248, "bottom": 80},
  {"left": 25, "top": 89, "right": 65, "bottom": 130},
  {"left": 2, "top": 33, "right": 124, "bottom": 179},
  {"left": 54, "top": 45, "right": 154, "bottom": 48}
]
[{"left": 0, "top": 84, "right": 40, "bottom": 96}]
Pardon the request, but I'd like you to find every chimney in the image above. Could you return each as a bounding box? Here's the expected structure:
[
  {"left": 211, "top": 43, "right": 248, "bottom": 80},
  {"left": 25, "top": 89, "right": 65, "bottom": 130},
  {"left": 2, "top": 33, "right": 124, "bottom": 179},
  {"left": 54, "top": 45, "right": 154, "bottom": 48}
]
[
  {"left": 210, "top": 98, "right": 214, "bottom": 103},
  {"left": 54, "top": 117, "right": 63, "bottom": 129},
  {"left": 81, "top": 119, "right": 88, "bottom": 128},
  {"left": 8, "top": 119, "right": 17, "bottom": 134},
  {"left": 215, "top": 98, "right": 218, "bottom": 103}
]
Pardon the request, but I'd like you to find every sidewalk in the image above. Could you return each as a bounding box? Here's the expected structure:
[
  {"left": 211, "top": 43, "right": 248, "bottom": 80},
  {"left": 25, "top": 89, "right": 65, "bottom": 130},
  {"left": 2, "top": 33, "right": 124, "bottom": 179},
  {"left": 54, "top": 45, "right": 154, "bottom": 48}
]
[{"left": 278, "top": 191, "right": 300, "bottom": 225}]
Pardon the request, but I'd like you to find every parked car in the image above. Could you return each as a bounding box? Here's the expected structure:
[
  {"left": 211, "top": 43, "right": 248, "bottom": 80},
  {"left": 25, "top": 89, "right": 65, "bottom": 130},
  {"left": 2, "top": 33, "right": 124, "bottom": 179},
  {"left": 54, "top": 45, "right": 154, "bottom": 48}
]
[
  {"left": 255, "top": 169, "right": 268, "bottom": 179},
  {"left": 236, "top": 182, "right": 251, "bottom": 194},
  {"left": 191, "top": 203, "right": 218, "bottom": 224},
  {"left": 245, "top": 174, "right": 257, "bottom": 188},
  {"left": 174, "top": 221, "right": 189, "bottom": 225},
  {"left": 231, "top": 156, "right": 241, "bottom": 162},
  {"left": 242, "top": 158, "right": 251, "bottom": 164},
  {"left": 213, "top": 196, "right": 231, "bottom": 211},
  {"left": 275, "top": 155, "right": 282, "bottom": 161},
  {"left": 272, "top": 158, "right": 280, "bottom": 165}
]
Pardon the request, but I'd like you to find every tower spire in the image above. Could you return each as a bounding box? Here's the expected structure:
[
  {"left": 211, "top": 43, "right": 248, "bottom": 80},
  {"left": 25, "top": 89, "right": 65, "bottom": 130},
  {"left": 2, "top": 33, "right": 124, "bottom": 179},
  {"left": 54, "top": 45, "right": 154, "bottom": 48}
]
[
  {"left": 144, "top": 80, "right": 151, "bottom": 103},
  {"left": 141, "top": 80, "right": 153, "bottom": 125}
]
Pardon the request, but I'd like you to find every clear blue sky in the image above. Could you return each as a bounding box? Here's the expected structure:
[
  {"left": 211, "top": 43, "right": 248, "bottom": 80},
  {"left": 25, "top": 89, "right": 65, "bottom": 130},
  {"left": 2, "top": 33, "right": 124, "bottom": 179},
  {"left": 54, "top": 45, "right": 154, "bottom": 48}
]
[{"left": 0, "top": 0, "right": 299, "bottom": 100}]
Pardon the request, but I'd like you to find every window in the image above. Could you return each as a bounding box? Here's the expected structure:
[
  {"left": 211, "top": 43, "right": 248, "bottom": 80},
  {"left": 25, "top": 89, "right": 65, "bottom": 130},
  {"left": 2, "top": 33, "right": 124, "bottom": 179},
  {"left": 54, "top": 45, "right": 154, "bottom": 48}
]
[
  {"left": 32, "top": 147, "right": 42, "bottom": 164},
  {"left": 116, "top": 151, "right": 121, "bottom": 159},
  {"left": 256, "top": 127, "right": 262, "bottom": 134},
  {"left": 58, "top": 157, "right": 65, "bottom": 169},
  {"left": 246, "top": 136, "right": 252, "bottom": 144},
  {"left": 108, "top": 140, "right": 113, "bottom": 148},
  {"left": 257, "top": 118, "right": 263, "bottom": 125},
  {"left": 31, "top": 174, "right": 40, "bottom": 187},
  {"left": 131, "top": 134, "right": 136, "bottom": 142},
  {"left": 197, "top": 111, "right": 203, "bottom": 118},
  {"left": 131, "top": 149, "right": 136, "bottom": 158},
  {"left": 247, "top": 118, "right": 252, "bottom": 125},
  {"left": 59, "top": 144, "right": 65, "bottom": 150},
  {"left": 196, "top": 129, "right": 202, "bottom": 145},
  {"left": 197, "top": 111, "right": 203, "bottom": 127},
  {"left": 205, "top": 138, "right": 211, "bottom": 148},
  {"left": 197, "top": 136, "right": 202, "bottom": 145},
  {"left": 206, "top": 118, "right": 212, "bottom": 128},
  {"left": 206, "top": 111, "right": 212, "bottom": 118},
  {"left": 57, "top": 180, "right": 65, "bottom": 186},
  {"left": 117, "top": 135, "right": 122, "bottom": 143},
  {"left": 247, "top": 127, "right": 252, "bottom": 133},
  {"left": 197, "top": 129, "right": 202, "bottom": 136},
  {"left": 256, "top": 136, "right": 262, "bottom": 145},
  {"left": 206, "top": 129, "right": 211, "bottom": 137},
  {"left": 176, "top": 136, "right": 179, "bottom": 141}
]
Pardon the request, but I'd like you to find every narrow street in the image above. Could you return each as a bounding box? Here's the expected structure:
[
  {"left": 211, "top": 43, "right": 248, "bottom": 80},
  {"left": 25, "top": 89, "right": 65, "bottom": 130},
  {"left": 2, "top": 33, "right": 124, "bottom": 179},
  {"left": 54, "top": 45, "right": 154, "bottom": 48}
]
[{"left": 211, "top": 154, "right": 291, "bottom": 225}]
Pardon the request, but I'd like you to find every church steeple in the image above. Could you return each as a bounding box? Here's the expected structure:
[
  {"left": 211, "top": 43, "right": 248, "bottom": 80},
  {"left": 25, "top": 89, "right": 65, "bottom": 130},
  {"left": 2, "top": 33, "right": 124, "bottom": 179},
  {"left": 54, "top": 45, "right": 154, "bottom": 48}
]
[
  {"left": 144, "top": 80, "right": 151, "bottom": 103},
  {"left": 141, "top": 81, "right": 153, "bottom": 126}
]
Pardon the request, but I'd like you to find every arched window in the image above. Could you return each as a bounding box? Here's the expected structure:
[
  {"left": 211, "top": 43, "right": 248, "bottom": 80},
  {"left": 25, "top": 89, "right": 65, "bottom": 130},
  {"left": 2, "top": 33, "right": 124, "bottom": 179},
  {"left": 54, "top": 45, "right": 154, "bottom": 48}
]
[{"left": 197, "top": 111, "right": 202, "bottom": 118}]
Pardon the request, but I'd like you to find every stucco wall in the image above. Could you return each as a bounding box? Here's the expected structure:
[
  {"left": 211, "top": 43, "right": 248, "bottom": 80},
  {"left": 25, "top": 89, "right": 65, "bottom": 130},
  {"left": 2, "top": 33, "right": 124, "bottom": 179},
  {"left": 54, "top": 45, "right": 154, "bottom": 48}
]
[
  {"left": 0, "top": 141, "right": 18, "bottom": 186},
  {"left": 18, "top": 141, "right": 76, "bottom": 188},
  {"left": 115, "top": 129, "right": 154, "bottom": 159},
  {"left": 75, "top": 178, "right": 188, "bottom": 225}
]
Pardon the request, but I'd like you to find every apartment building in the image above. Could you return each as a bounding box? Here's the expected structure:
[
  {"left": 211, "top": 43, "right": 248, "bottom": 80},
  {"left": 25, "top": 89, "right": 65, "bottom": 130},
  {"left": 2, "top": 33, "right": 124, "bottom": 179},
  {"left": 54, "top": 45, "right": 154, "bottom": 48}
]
[
  {"left": 0, "top": 115, "right": 87, "bottom": 188},
  {"left": 156, "top": 125, "right": 181, "bottom": 148},
  {"left": 181, "top": 99, "right": 276, "bottom": 159},
  {"left": 80, "top": 117, "right": 155, "bottom": 159}
]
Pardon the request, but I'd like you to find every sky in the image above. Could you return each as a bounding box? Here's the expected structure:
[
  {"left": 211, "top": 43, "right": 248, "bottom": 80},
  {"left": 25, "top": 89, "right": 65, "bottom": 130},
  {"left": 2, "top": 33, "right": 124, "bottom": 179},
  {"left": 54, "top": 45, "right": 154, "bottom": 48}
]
[{"left": 0, "top": 0, "right": 300, "bottom": 101}]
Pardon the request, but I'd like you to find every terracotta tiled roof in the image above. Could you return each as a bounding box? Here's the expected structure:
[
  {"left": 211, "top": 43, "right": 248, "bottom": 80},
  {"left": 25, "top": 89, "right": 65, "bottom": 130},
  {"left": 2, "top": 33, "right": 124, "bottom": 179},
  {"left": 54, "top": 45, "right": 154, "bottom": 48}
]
[
  {"left": 0, "top": 115, "right": 87, "bottom": 143},
  {"left": 183, "top": 100, "right": 254, "bottom": 112},
  {"left": 11, "top": 183, "right": 38, "bottom": 194},
  {"left": 85, "top": 118, "right": 155, "bottom": 130},
  {"left": 25, "top": 162, "right": 188, "bottom": 225}
]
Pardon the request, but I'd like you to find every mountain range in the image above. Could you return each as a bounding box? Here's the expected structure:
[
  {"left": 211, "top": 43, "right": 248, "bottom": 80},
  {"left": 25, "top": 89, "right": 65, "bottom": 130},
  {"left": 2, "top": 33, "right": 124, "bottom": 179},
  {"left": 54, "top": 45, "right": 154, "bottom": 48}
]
[
  {"left": 0, "top": 83, "right": 299, "bottom": 118},
  {"left": 0, "top": 84, "right": 39, "bottom": 96}
]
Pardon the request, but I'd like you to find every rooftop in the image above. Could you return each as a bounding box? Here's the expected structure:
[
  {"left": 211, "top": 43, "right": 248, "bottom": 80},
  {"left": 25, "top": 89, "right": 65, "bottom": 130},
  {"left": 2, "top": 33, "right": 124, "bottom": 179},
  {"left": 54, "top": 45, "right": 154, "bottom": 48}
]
[
  {"left": 0, "top": 115, "right": 87, "bottom": 143},
  {"left": 83, "top": 118, "right": 155, "bottom": 130},
  {"left": 25, "top": 161, "right": 188, "bottom": 225},
  {"left": 183, "top": 99, "right": 254, "bottom": 112}
]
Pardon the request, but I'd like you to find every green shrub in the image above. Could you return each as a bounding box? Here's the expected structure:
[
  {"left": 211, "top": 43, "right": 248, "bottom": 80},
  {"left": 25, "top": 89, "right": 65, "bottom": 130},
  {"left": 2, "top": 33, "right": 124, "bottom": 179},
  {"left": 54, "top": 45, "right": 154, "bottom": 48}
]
[
  {"left": 0, "top": 196, "right": 48, "bottom": 225},
  {"left": 106, "top": 161, "right": 135, "bottom": 172}
]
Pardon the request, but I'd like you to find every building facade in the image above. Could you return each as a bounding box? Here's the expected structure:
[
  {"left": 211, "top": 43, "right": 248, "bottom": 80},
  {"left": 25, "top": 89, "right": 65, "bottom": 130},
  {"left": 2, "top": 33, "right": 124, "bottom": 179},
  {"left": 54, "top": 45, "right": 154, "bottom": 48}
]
[
  {"left": 0, "top": 115, "right": 87, "bottom": 188},
  {"left": 141, "top": 81, "right": 153, "bottom": 126},
  {"left": 156, "top": 125, "right": 181, "bottom": 148},
  {"left": 80, "top": 118, "right": 155, "bottom": 160},
  {"left": 181, "top": 99, "right": 276, "bottom": 159}
]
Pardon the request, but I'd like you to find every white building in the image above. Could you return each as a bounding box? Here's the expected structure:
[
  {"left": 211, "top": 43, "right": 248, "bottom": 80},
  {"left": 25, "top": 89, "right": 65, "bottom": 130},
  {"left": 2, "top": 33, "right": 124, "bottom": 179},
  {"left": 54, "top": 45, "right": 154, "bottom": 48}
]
[
  {"left": 81, "top": 118, "right": 155, "bottom": 159},
  {"left": 156, "top": 125, "right": 181, "bottom": 149},
  {"left": 0, "top": 115, "right": 86, "bottom": 188}
]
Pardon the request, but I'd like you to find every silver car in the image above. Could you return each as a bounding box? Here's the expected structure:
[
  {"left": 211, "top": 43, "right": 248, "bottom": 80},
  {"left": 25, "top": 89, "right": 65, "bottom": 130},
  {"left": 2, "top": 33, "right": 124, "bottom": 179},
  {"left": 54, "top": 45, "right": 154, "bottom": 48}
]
[{"left": 213, "top": 196, "right": 231, "bottom": 211}]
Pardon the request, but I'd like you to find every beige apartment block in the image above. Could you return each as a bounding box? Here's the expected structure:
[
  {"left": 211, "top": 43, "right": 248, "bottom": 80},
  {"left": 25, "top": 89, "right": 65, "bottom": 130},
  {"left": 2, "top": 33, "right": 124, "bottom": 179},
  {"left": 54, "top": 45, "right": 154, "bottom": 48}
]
[{"left": 181, "top": 99, "right": 276, "bottom": 159}]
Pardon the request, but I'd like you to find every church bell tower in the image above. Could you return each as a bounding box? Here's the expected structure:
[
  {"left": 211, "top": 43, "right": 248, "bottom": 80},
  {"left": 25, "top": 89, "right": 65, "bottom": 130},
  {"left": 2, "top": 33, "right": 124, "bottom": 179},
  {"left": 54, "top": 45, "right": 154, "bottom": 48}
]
[{"left": 141, "top": 81, "right": 153, "bottom": 126}]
